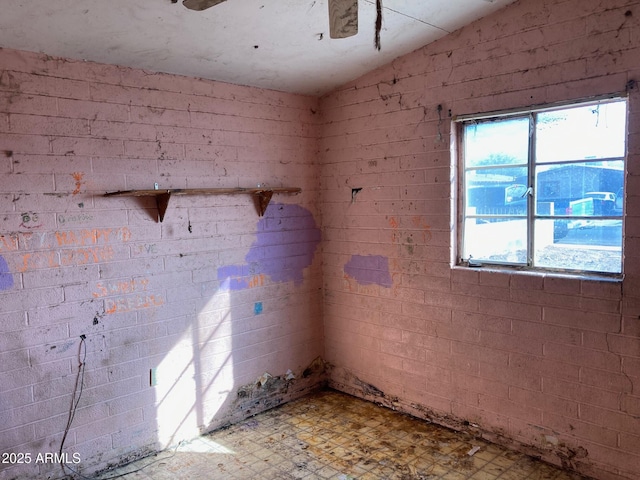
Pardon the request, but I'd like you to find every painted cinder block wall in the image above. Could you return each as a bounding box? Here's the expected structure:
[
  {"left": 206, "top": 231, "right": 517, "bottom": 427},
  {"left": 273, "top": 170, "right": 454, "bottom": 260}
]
[
  {"left": 0, "top": 49, "right": 324, "bottom": 479},
  {"left": 320, "top": 0, "right": 640, "bottom": 479},
  {"left": 2, "top": 0, "right": 640, "bottom": 479}
]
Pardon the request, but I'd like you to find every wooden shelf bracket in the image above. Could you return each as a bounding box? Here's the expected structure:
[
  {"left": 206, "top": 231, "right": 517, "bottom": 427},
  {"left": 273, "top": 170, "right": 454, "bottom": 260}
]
[{"left": 104, "top": 187, "right": 301, "bottom": 222}]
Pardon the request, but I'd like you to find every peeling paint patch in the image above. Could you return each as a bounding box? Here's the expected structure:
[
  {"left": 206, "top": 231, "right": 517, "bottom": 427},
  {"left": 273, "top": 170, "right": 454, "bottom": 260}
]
[
  {"left": 344, "top": 254, "right": 392, "bottom": 288},
  {"left": 303, "top": 356, "right": 326, "bottom": 378},
  {"left": 354, "top": 377, "right": 385, "bottom": 398},
  {"left": 218, "top": 203, "right": 321, "bottom": 290},
  {"left": 206, "top": 357, "right": 327, "bottom": 433},
  {"left": 556, "top": 444, "right": 589, "bottom": 471},
  {"left": 0, "top": 255, "right": 14, "bottom": 290}
]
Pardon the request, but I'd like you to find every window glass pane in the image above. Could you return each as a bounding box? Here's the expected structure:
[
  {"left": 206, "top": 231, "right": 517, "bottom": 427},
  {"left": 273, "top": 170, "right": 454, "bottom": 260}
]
[
  {"left": 536, "top": 100, "right": 626, "bottom": 163},
  {"left": 535, "top": 161, "right": 624, "bottom": 217},
  {"left": 464, "top": 218, "right": 527, "bottom": 264},
  {"left": 463, "top": 117, "right": 530, "bottom": 168},
  {"left": 459, "top": 97, "right": 626, "bottom": 275},
  {"left": 534, "top": 219, "right": 622, "bottom": 273},
  {"left": 466, "top": 167, "right": 528, "bottom": 216}
]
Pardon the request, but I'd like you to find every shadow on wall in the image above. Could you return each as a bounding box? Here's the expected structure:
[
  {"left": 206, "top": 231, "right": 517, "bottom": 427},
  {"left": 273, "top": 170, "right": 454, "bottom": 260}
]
[
  {"left": 0, "top": 201, "right": 324, "bottom": 479},
  {"left": 151, "top": 202, "right": 324, "bottom": 452}
]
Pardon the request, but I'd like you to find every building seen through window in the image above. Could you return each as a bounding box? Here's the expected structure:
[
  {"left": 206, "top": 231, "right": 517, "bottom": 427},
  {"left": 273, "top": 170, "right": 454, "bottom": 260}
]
[{"left": 458, "top": 97, "right": 627, "bottom": 274}]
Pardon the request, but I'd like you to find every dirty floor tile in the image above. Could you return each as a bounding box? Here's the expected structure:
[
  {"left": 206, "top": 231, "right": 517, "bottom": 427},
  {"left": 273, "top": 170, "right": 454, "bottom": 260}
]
[{"left": 95, "top": 390, "right": 587, "bottom": 479}]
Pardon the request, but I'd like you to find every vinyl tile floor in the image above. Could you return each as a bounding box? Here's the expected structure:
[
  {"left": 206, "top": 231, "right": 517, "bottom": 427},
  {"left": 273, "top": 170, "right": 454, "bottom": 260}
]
[{"left": 96, "top": 389, "right": 586, "bottom": 480}]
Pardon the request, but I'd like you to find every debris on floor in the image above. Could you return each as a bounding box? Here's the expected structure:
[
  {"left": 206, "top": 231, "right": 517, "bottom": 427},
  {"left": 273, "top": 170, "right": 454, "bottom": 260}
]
[{"left": 97, "top": 389, "right": 585, "bottom": 479}]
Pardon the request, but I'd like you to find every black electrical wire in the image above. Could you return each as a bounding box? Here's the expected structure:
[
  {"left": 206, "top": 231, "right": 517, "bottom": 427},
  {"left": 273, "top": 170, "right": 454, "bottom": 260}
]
[
  {"left": 57, "top": 334, "right": 183, "bottom": 480},
  {"left": 59, "top": 335, "right": 87, "bottom": 479}
]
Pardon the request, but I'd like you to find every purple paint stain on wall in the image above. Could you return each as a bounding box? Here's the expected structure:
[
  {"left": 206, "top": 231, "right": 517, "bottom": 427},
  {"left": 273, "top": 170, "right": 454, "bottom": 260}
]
[
  {"left": 217, "top": 264, "right": 251, "bottom": 290},
  {"left": 0, "top": 255, "right": 13, "bottom": 290},
  {"left": 344, "top": 255, "right": 392, "bottom": 288},
  {"left": 218, "top": 203, "right": 321, "bottom": 290}
]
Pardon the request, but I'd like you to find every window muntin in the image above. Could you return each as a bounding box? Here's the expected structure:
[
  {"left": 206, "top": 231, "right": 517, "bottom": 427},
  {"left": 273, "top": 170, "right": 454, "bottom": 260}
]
[{"left": 459, "top": 98, "right": 626, "bottom": 275}]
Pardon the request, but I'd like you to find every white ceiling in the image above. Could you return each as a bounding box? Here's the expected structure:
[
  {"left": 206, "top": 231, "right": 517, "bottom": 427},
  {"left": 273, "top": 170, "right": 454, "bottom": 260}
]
[{"left": 0, "top": 0, "right": 517, "bottom": 96}]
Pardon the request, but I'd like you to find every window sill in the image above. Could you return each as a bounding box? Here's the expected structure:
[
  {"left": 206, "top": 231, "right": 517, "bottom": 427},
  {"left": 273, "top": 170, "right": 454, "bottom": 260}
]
[{"left": 453, "top": 263, "right": 623, "bottom": 283}]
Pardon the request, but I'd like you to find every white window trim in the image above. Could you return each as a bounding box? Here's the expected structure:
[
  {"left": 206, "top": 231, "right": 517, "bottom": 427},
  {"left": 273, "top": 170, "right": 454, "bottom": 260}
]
[{"left": 452, "top": 95, "right": 627, "bottom": 279}]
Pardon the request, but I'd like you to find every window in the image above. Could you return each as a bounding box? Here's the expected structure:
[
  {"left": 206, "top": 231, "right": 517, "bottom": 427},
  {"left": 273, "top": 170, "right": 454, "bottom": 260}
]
[{"left": 457, "top": 97, "right": 627, "bottom": 275}]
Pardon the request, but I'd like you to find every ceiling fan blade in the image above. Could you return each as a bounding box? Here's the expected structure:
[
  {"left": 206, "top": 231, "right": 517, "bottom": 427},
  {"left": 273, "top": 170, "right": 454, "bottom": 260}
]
[
  {"left": 328, "top": 0, "right": 358, "bottom": 39},
  {"left": 182, "top": 0, "right": 227, "bottom": 11}
]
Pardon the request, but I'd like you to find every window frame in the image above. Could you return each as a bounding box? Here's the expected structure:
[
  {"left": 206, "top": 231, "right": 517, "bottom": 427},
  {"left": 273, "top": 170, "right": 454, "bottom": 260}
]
[{"left": 453, "top": 95, "right": 627, "bottom": 278}]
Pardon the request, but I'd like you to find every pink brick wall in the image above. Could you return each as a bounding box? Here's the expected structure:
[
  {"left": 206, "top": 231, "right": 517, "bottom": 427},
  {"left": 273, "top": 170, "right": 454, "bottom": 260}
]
[
  {"left": 3, "top": 0, "right": 640, "bottom": 479},
  {"left": 321, "top": 1, "right": 640, "bottom": 479},
  {"left": 0, "top": 49, "right": 323, "bottom": 478}
]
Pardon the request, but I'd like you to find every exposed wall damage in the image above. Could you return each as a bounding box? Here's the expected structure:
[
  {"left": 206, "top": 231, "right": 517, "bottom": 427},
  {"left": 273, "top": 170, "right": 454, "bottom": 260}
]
[
  {"left": 329, "top": 367, "right": 594, "bottom": 477},
  {"left": 208, "top": 357, "right": 328, "bottom": 433}
]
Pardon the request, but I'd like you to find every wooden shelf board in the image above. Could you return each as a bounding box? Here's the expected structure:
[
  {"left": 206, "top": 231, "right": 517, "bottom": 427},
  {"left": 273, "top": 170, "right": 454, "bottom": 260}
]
[{"left": 104, "top": 187, "right": 301, "bottom": 221}]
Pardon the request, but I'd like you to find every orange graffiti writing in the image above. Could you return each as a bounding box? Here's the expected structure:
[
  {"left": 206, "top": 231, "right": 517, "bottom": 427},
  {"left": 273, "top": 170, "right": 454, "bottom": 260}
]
[
  {"left": 20, "top": 251, "right": 58, "bottom": 272},
  {"left": 9, "top": 227, "right": 131, "bottom": 273},
  {"left": 93, "top": 278, "right": 149, "bottom": 298},
  {"left": 0, "top": 235, "right": 19, "bottom": 252},
  {"left": 55, "top": 227, "right": 131, "bottom": 247},
  {"left": 412, "top": 216, "right": 432, "bottom": 242},
  {"left": 61, "top": 246, "right": 115, "bottom": 265},
  {"left": 105, "top": 294, "right": 165, "bottom": 314},
  {"left": 18, "top": 246, "right": 115, "bottom": 273},
  {"left": 248, "top": 274, "right": 265, "bottom": 288},
  {"left": 411, "top": 216, "right": 428, "bottom": 229},
  {"left": 342, "top": 274, "right": 379, "bottom": 295},
  {"left": 72, "top": 172, "right": 85, "bottom": 195}
]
